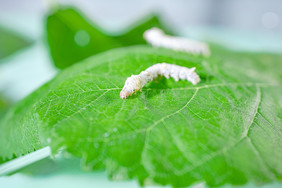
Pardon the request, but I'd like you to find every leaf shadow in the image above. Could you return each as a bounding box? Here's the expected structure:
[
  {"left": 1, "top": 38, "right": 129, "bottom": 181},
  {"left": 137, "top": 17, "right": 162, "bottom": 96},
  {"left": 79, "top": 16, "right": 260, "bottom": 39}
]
[
  {"left": 200, "top": 74, "right": 214, "bottom": 83},
  {"left": 127, "top": 74, "right": 214, "bottom": 99}
]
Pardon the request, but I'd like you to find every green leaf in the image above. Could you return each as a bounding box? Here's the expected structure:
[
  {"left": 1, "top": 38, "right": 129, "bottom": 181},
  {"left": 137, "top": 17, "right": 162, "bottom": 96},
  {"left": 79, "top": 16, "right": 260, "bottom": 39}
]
[
  {"left": 46, "top": 7, "right": 171, "bottom": 69},
  {"left": 0, "top": 27, "right": 32, "bottom": 60},
  {"left": 0, "top": 93, "right": 11, "bottom": 118},
  {"left": 0, "top": 46, "right": 281, "bottom": 187},
  {"left": 0, "top": 94, "right": 11, "bottom": 125}
]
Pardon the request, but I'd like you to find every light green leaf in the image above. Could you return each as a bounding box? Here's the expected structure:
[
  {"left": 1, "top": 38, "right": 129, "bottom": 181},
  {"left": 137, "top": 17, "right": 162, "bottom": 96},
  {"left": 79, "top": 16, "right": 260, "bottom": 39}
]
[
  {"left": 0, "top": 27, "right": 32, "bottom": 60},
  {"left": 0, "top": 46, "right": 281, "bottom": 187},
  {"left": 46, "top": 7, "right": 171, "bottom": 69}
]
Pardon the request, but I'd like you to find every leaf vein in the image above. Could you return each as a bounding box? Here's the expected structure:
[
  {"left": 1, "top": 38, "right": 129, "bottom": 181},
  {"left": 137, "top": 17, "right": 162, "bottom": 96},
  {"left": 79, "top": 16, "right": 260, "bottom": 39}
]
[{"left": 242, "top": 85, "right": 261, "bottom": 138}]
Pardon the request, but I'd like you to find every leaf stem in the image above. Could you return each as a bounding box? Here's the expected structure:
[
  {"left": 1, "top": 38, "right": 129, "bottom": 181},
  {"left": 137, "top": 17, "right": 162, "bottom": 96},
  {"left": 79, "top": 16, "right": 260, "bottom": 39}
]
[{"left": 0, "top": 146, "right": 51, "bottom": 176}]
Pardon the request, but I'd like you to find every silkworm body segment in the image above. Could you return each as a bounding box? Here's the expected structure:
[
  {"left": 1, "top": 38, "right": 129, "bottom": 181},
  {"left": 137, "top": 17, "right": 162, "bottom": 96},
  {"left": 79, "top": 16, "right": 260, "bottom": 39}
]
[
  {"left": 120, "top": 63, "right": 200, "bottom": 99},
  {"left": 144, "top": 27, "right": 210, "bottom": 56}
]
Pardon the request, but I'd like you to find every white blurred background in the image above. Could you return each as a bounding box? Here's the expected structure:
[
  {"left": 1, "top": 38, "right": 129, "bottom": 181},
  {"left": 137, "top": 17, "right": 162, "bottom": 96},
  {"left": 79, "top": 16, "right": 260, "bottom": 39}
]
[{"left": 0, "top": 0, "right": 282, "bottom": 36}]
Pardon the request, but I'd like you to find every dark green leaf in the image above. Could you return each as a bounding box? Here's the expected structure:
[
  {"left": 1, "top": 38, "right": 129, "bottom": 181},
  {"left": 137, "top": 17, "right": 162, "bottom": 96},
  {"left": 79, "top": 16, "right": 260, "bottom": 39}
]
[
  {"left": 46, "top": 7, "right": 171, "bottom": 69},
  {"left": 0, "top": 46, "right": 281, "bottom": 187}
]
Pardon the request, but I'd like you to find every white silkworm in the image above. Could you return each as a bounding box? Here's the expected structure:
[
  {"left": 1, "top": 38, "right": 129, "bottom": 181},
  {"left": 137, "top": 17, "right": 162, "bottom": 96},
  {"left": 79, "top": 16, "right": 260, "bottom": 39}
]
[
  {"left": 143, "top": 27, "right": 210, "bottom": 56},
  {"left": 120, "top": 63, "right": 200, "bottom": 99}
]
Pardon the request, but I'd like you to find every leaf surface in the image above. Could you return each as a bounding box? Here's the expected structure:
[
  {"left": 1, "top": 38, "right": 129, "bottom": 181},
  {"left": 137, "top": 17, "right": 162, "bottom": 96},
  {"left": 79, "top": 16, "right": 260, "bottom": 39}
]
[{"left": 0, "top": 46, "right": 281, "bottom": 186}]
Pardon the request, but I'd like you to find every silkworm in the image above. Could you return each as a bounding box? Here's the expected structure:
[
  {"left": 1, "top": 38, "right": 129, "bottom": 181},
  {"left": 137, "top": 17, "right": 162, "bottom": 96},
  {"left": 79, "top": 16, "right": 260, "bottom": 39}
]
[
  {"left": 120, "top": 63, "right": 200, "bottom": 99},
  {"left": 143, "top": 27, "right": 210, "bottom": 56}
]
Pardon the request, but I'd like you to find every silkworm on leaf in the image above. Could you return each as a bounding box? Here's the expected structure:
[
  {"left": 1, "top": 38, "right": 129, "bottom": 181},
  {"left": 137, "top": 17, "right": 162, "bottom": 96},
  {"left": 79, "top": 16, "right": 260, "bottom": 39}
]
[
  {"left": 143, "top": 27, "right": 210, "bottom": 56},
  {"left": 120, "top": 63, "right": 200, "bottom": 99}
]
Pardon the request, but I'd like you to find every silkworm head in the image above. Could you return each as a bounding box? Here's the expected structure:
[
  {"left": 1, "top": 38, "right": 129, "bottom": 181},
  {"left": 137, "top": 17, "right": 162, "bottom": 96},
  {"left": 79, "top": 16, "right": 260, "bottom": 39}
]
[{"left": 120, "top": 89, "right": 129, "bottom": 99}]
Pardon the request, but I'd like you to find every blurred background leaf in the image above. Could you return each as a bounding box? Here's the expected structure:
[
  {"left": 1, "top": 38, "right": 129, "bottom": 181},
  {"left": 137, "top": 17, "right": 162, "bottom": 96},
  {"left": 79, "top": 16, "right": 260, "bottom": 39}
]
[
  {"left": 46, "top": 7, "right": 172, "bottom": 69},
  {"left": 0, "top": 27, "right": 32, "bottom": 61}
]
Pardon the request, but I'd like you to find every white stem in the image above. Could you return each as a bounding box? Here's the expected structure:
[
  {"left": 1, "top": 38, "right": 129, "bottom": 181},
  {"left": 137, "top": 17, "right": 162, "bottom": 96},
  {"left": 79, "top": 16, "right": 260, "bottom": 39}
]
[{"left": 0, "top": 146, "right": 51, "bottom": 176}]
